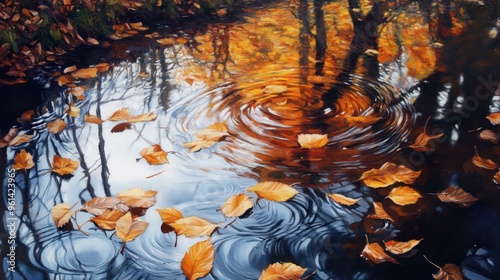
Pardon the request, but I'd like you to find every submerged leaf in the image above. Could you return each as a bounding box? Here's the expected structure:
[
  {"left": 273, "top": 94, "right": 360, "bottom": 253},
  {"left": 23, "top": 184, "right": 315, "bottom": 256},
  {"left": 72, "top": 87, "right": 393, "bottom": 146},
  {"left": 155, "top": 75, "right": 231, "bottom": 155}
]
[
  {"left": 51, "top": 155, "right": 79, "bottom": 175},
  {"left": 297, "top": 134, "right": 328, "bottom": 149},
  {"left": 387, "top": 186, "right": 422, "bottom": 206},
  {"left": 359, "top": 162, "right": 421, "bottom": 188},
  {"left": 327, "top": 193, "right": 360, "bottom": 206},
  {"left": 437, "top": 186, "right": 478, "bottom": 207},
  {"left": 115, "top": 212, "right": 148, "bottom": 242},
  {"left": 181, "top": 239, "right": 215, "bottom": 280},
  {"left": 170, "top": 216, "right": 218, "bottom": 238},
  {"left": 139, "top": 144, "right": 168, "bottom": 165},
  {"left": 12, "top": 149, "right": 34, "bottom": 171},
  {"left": 247, "top": 181, "right": 298, "bottom": 202},
  {"left": 384, "top": 239, "right": 423, "bottom": 255},
  {"left": 51, "top": 203, "right": 73, "bottom": 228},
  {"left": 220, "top": 194, "right": 254, "bottom": 218},
  {"left": 259, "top": 262, "right": 306, "bottom": 280}
]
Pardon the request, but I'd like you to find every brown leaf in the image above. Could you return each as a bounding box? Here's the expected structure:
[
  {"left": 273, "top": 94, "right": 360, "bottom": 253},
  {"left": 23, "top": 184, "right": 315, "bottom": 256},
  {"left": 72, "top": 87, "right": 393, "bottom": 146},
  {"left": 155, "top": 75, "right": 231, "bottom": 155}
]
[
  {"left": 90, "top": 209, "right": 124, "bottom": 230},
  {"left": 327, "top": 193, "right": 360, "bottom": 206},
  {"left": 361, "top": 236, "right": 398, "bottom": 264},
  {"left": 259, "top": 262, "right": 307, "bottom": 280},
  {"left": 115, "top": 212, "right": 148, "bottom": 242},
  {"left": 472, "top": 148, "right": 498, "bottom": 170},
  {"left": 156, "top": 207, "right": 184, "bottom": 224},
  {"left": 170, "top": 216, "right": 218, "bottom": 237},
  {"left": 85, "top": 114, "right": 104, "bottom": 124},
  {"left": 478, "top": 129, "right": 499, "bottom": 144},
  {"left": 63, "top": 65, "right": 77, "bottom": 73},
  {"left": 181, "top": 239, "right": 215, "bottom": 280},
  {"left": 66, "top": 104, "right": 80, "bottom": 117},
  {"left": 0, "top": 128, "right": 18, "bottom": 148},
  {"left": 139, "top": 144, "right": 168, "bottom": 165},
  {"left": 17, "top": 110, "right": 35, "bottom": 123},
  {"left": 71, "top": 67, "right": 98, "bottom": 79},
  {"left": 51, "top": 203, "right": 73, "bottom": 228},
  {"left": 95, "top": 63, "right": 109, "bottom": 72},
  {"left": 82, "top": 197, "right": 128, "bottom": 216},
  {"left": 247, "top": 181, "right": 298, "bottom": 202},
  {"left": 57, "top": 75, "right": 76, "bottom": 86},
  {"left": 47, "top": 118, "right": 66, "bottom": 134},
  {"left": 486, "top": 112, "right": 500, "bottom": 125},
  {"left": 494, "top": 170, "right": 500, "bottom": 184},
  {"left": 359, "top": 162, "right": 421, "bottom": 188},
  {"left": 386, "top": 186, "right": 422, "bottom": 206},
  {"left": 156, "top": 38, "right": 176, "bottom": 46},
  {"left": 384, "top": 239, "right": 423, "bottom": 255},
  {"left": 127, "top": 112, "right": 158, "bottom": 123},
  {"left": 51, "top": 155, "right": 79, "bottom": 175},
  {"left": 9, "top": 134, "right": 32, "bottom": 146},
  {"left": 433, "top": 264, "right": 464, "bottom": 280},
  {"left": 344, "top": 115, "right": 381, "bottom": 127},
  {"left": 437, "top": 186, "right": 478, "bottom": 207},
  {"left": 409, "top": 132, "right": 444, "bottom": 152},
  {"left": 111, "top": 123, "right": 132, "bottom": 133},
  {"left": 183, "top": 139, "right": 218, "bottom": 153},
  {"left": 117, "top": 188, "right": 157, "bottom": 208},
  {"left": 220, "top": 194, "right": 254, "bottom": 218},
  {"left": 12, "top": 149, "right": 34, "bottom": 171},
  {"left": 369, "top": 202, "right": 394, "bottom": 222},
  {"left": 195, "top": 122, "right": 229, "bottom": 141},
  {"left": 297, "top": 134, "right": 328, "bottom": 149},
  {"left": 108, "top": 108, "right": 130, "bottom": 121}
]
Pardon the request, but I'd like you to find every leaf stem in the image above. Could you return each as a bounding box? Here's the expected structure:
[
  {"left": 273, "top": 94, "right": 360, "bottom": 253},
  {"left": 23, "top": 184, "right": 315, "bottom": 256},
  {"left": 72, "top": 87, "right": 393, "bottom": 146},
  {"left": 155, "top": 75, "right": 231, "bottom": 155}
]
[{"left": 423, "top": 254, "right": 441, "bottom": 270}]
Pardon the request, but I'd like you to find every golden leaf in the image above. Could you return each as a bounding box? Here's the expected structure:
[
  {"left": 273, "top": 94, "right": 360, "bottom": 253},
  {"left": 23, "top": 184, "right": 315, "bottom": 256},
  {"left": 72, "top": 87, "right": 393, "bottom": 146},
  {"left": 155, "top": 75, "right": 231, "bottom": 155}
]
[
  {"left": 139, "top": 144, "right": 168, "bottom": 165},
  {"left": 156, "top": 207, "right": 184, "bottom": 224},
  {"left": 259, "top": 262, "right": 307, "bottom": 280},
  {"left": 181, "top": 239, "right": 215, "bottom": 280},
  {"left": 47, "top": 118, "right": 66, "bottom": 134},
  {"left": 82, "top": 197, "right": 128, "bottom": 216},
  {"left": 71, "top": 67, "right": 98, "bottom": 79},
  {"left": 111, "top": 123, "right": 132, "bottom": 133},
  {"left": 409, "top": 131, "right": 444, "bottom": 152},
  {"left": 486, "top": 112, "right": 500, "bottom": 125},
  {"left": 361, "top": 236, "right": 398, "bottom": 264},
  {"left": 51, "top": 155, "right": 79, "bottom": 175},
  {"left": 387, "top": 186, "right": 422, "bottom": 206},
  {"left": 494, "top": 170, "right": 500, "bottom": 184},
  {"left": 127, "top": 112, "right": 158, "bottom": 123},
  {"left": 108, "top": 108, "right": 130, "bottom": 121},
  {"left": 263, "top": 85, "right": 287, "bottom": 94},
  {"left": 63, "top": 65, "right": 77, "bottom": 73},
  {"left": 195, "top": 122, "right": 229, "bottom": 141},
  {"left": 157, "top": 38, "right": 176, "bottom": 46},
  {"left": 170, "top": 216, "right": 218, "bottom": 238},
  {"left": 433, "top": 264, "right": 464, "bottom": 280},
  {"left": 369, "top": 202, "right": 394, "bottom": 222},
  {"left": 384, "top": 239, "right": 423, "bottom": 255},
  {"left": 437, "top": 186, "right": 478, "bottom": 207},
  {"left": 85, "top": 114, "right": 104, "bottom": 124},
  {"left": 344, "top": 115, "right": 381, "bottom": 127},
  {"left": 297, "top": 134, "right": 328, "bottom": 149},
  {"left": 359, "top": 162, "right": 421, "bottom": 188},
  {"left": 478, "top": 129, "right": 499, "bottom": 144},
  {"left": 327, "top": 193, "right": 360, "bottom": 206},
  {"left": 116, "top": 188, "right": 157, "bottom": 208},
  {"left": 66, "top": 104, "right": 80, "bottom": 117},
  {"left": 95, "top": 63, "right": 109, "bottom": 73},
  {"left": 51, "top": 203, "right": 73, "bottom": 228},
  {"left": 12, "top": 149, "right": 34, "bottom": 171},
  {"left": 90, "top": 209, "right": 124, "bottom": 230},
  {"left": 183, "top": 140, "right": 218, "bottom": 153},
  {"left": 220, "top": 194, "right": 254, "bottom": 218},
  {"left": 115, "top": 212, "right": 149, "bottom": 242},
  {"left": 57, "top": 75, "right": 76, "bottom": 86},
  {"left": 247, "top": 181, "right": 298, "bottom": 202},
  {"left": 472, "top": 148, "right": 498, "bottom": 170}
]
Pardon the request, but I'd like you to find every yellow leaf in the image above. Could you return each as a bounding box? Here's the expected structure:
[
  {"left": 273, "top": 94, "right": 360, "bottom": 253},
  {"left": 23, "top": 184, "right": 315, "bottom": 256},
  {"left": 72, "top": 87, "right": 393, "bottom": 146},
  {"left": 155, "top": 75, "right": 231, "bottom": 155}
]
[
  {"left": 116, "top": 188, "right": 157, "bottom": 208},
  {"left": 359, "top": 162, "right": 421, "bottom": 188},
  {"left": 156, "top": 207, "right": 184, "bottom": 224},
  {"left": 297, "top": 134, "right": 328, "bottom": 149},
  {"left": 247, "top": 181, "right": 298, "bottom": 202},
  {"left": 220, "top": 194, "right": 254, "bottom": 218},
  {"left": 115, "top": 212, "right": 148, "bottom": 242},
  {"left": 259, "top": 262, "right": 306, "bottom": 280},
  {"left": 183, "top": 139, "right": 218, "bottom": 153},
  {"left": 170, "top": 216, "right": 218, "bottom": 237},
  {"left": 90, "top": 209, "right": 124, "bottom": 230},
  {"left": 195, "top": 122, "right": 230, "bottom": 141},
  {"left": 66, "top": 104, "right": 80, "bottom": 117},
  {"left": 369, "top": 202, "right": 394, "bottom": 222},
  {"left": 361, "top": 236, "right": 398, "bottom": 264},
  {"left": 71, "top": 67, "right": 98, "bottom": 79},
  {"left": 82, "top": 197, "right": 128, "bottom": 216},
  {"left": 12, "top": 149, "right": 34, "bottom": 171},
  {"left": 344, "top": 115, "right": 381, "bottom": 127},
  {"left": 85, "top": 114, "right": 104, "bottom": 124},
  {"left": 181, "top": 239, "right": 215, "bottom": 280},
  {"left": 263, "top": 85, "right": 287, "bottom": 94},
  {"left": 51, "top": 155, "right": 79, "bottom": 175},
  {"left": 139, "top": 144, "right": 168, "bottom": 165},
  {"left": 127, "top": 112, "right": 158, "bottom": 123},
  {"left": 437, "top": 186, "right": 478, "bottom": 207},
  {"left": 486, "top": 112, "right": 500, "bottom": 125},
  {"left": 386, "top": 186, "right": 422, "bottom": 206},
  {"left": 108, "top": 108, "right": 130, "bottom": 121},
  {"left": 47, "top": 118, "right": 66, "bottom": 134},
  {"left": 51, "top": 203, "right": 73, "bottom": 228},
  {"left": 384, "top": 239, "right": 423, "bottom": 255},
  {"left": 327, "top": 193, "right": 360, "bottom": 206}
]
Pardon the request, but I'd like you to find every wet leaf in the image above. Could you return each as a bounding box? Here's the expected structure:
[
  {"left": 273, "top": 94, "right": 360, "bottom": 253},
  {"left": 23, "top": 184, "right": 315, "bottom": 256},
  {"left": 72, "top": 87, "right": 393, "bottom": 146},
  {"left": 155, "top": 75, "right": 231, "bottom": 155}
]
[
  {"left": 82, "top": 197, "right": 128, "bottom": 216},
  {"left": 51, "top": 155, "right": 79, "bottom": 175},
  {"left": 478, "top": 129, "right": 499, "bottom": 144},
  {"left": 220, "top": 194, "right": 254, "bottom": 218},
  {"left": 85, "top": 114, "right": 104, "bottom": 124},
  {"left": 115, "top": 212, "right": 148, "bottom": 242},
  {"left": 195, "top": 122, "right": 230, "bottom": 141},
  {"left": 90, "top": 209, "right": 124, "bottom": 230},
  {"left": 409, "top": 131, "right": 444, "bottom": 152},
  {"left": 66, "top": 104, "right": 80, "bottom": 117},
  {"left": 57, "top": 75, "right": 76, "bottom": 86},
  {"left": 297, "top": 133, "right": 328, "bottom": 149},
  {"left": 327, "top": 193, "right": 360, "bottom": 206},
  {"left": 0, "top": 128, "right": 18, "bottom": 148},
  {"left": 433, "top": 264, "right": 463, "bottom": 280},
  {"left": 95, "top": 63, "right": 110, "bottom": 73},
  {"left": 344, "top": 115, "right": 381, "bottom": 127},
  {"left": 384, "top": 239, "right": 423, "bottom": 255},
  {"left": 247, "top": 181, "right": 298, "bottom": 202},
  {"left": 63, "top": 65, "right": 77, "bottom": 73},
  {"left": 139, "top": 144, "right": 168, "bottom": 165},
  {"left": 359, "top": 162, "right": 421, "bottom": 188},
  {"left": 47, "top": 118, "right": 66, "bottom": 134},
  {"left": 116, "top": 188, "right": 157, "bottom": 208},
  {"left": 170, "top": 216, "right": 218, "bottom": 237},
  {"left": 181, "top": 239, "right": 215, "bottom": 280},
  {"left": 17, "top": 110, "right": 35, "bottom": 123},
  {"left": 108, "top": 108, "right": 130, "bottom": 121},
  {"left": 472, "top": 148, "right": 498, "bottom": 170},
  {"left": 12, "top": 149, "right": 34, "bottom": 171},
  {"left": 157, "top": 207, "right": 184, "bottom": 224},
  {"left": 369, "top": 202, "right": 394, "bottom": 222},
  {"left": 437, "top": 186, "right": 478, "bottom": 207},
  {"left": 51, "top": 203, "right": 73, "bottom": 228},
  {"left": 111, "top": 123, "right": 132, "bottom": 133},
  {"left": 361, "top": 236, "right": 398, "bottom": 264},
  {"left": 364, "top": 49, "right": 379, "bottom": 56},
  {"left": 259, "top": 262, "right": 307, "bottom": 280},
  {"left": 127, "top": 112, "right": 158, "bottom": 123},
  {"left": 308, "top": 75, "right": 325, "bottom": 84},
  {"left": 183, "top": 140, "right": 218, "bottom": 153},
  {"left": 263, "top": 85, "right": 287, "bottom": 94},
  {"left": 71, "top": 67, "right": 98, "bottom": 79},
  {"left": 486, "top": 112, "right": 500, "bottom": 125},
  {"left": 0, "top": 78, "right": 27, "bottom": 85},
  {"left": 494, "top": 170, "right": 500, "bottom": 184},
  {"left": 69, "top": 86, "right": 86, "bottom": 98},
  {"left": 387, "top": 186, "right": 422, "bottom": 206},
  {"left": 9, "top": 134, "right": 32, "bottom": 146},
  {"left": 157, "top": 38, "right": 176, "bottom": 46}
]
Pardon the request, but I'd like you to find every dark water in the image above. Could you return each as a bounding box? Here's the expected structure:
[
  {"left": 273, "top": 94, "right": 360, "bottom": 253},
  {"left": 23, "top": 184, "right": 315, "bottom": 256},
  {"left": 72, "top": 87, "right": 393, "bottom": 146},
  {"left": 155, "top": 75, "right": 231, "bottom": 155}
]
[{"left": 1, "top": 1, "right": 500, "bottom": 279}]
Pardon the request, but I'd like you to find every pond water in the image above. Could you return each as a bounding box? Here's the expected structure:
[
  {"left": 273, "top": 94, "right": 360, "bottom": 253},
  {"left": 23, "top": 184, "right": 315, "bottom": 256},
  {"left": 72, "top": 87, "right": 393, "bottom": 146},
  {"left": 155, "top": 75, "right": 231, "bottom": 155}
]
[{"left": 1, "top": 1, "right": 500, "bottom": 279}]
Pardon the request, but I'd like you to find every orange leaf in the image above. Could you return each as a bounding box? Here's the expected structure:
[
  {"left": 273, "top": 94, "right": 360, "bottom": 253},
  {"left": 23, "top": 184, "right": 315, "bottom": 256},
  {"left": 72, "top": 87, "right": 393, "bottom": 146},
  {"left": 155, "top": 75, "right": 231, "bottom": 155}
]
[
  {"left": 183, "top": 139, "right": 218, "bottom": 153},
  {"left": 116, "top": 188, "right": 157, "bottom": 208},
  {"left": 71, "top": 67, "right": 98, "bottom": 79},
  {"left": 82, "top": 197, "right": 128, "bottom": 216},
  {"left": 369, "top": 202, "right": 394, "bottom": 222},
  {"left": 437, "top": 186, "right": 478, "bottom": 207},
  {"left": 66, "top": 104, "right": 80, "bottom": 117},
  {"left": 63, "top": 65, "right": 77, "bottom": 73},
  {"left": 9, "top": 134, "right": 32, "bottom": 146},
  {"left": 69, "top": 86, "right": 86, "bottom": 98},
  {"left": 359, "top": 162, "right": 421, "bottom": 188},
  {"left": 297, "top": 134, "right": 328, "bottom": 149},
  {"left": 486, "top": 112, "right": 500, "bottom": 125},
  {"left": 156, "top": 207, "right": 184, "bottom": 224},
  {"left": 259, "top": 262, "right": 306, "bottom": 280},
  {"left": 220, "top": 194, "right": 254, "bottom": 218},
  {"left": 51, "top": 155, "right": 79, "bottom": 175},
  {"left": 327, "top": 193, "right": 360, "bottom": 206},
  {"left": 85, "top": 114, "right": 104, "bottom": 124},
  {"left": 139, "top": 144, "right": 168, "bottom": 165},
  {"left": 409, "top": 132, "right": 444, "bottom": 152},
  {"left": 156, "top": 38, "right": 176, "bottom": 46},
  {"left": 170, "top": 216, "right": 218, "bottom": 237},
  {"left": 17, "top": 110, "right": 35, "bottom": 122},
  {"left": 0, "top": 128, "right": 18, "bottom": 148},
  {"left": 111, "top": 123, "right": 132, "bottom": 133},
  {"left": 478, "top": 129, "right": 499, "bottom": 144},
  {"left": 0, "top": 78, "right": 27, "bottom": 85},
  {"left": 181, "top": 239, "right": 215, "bottom": 280},
  {"left": 384, "top": 239, "right": 423, "bottom": 255},
  {"left": 263, "top": 85, "right": 287, "bottom": 94},
  {"left": 47, "top": 118, "right": 66, "bottom": 134},
  {"left": 247, "top": 181, "right": 298, "bottom": 202},
  {"left": 57, "top": 75, "right": 76, "bottom": 86},
  {"left": 51, "top": 203, "right": 73, "bottom": 228},
  {"left": 90, "top": 209, "right": 124, "bottom": 230},
  {"left": 344, "top": 115, "right": 381, "bottom": 127},
  {"left": 361, "top": 236, "right": 398, "bottom": 264},
  {"left": 12, "top": 149, "right": 34, "bottom": 171},
  {"left": 95, "top": 63, "right": 109, "bottom": 73},
  {"left": 472, "top": 148, "right": 498, "bottom": 170},
  {"left": 195, "top": 122, "right": 230, "bottom": 141},
  {"left": 115, "top": 212, "right": 148, "bottom": 242},
  {"left": 386, "top": 186, "right": 422, "bottom": 206},
  {"left": 127, "top": 112, "right": 158, "bottom": 123},
  {"left": 108, "top": 108, "right": 130, "bottom": 121},
  {"left": 433, "top": 264, "right": 464, "bottom": 280},
  {"left": 494, "top": 170, "right": 500, "bottom": 184}
]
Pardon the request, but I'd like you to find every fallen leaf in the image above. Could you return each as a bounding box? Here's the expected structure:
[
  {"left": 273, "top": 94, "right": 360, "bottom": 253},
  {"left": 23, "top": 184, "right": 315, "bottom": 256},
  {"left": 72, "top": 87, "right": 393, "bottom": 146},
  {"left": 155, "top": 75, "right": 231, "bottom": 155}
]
[
  {"left": 220, "top": 194, "right": 254, "bottom": 218},
  {"left": 364, "top": 49, "right": 379, "bottom": 56},
  {"left": 9, "top": 134, "right": 32, "bottom": 146},
  {"left": 486, "top": 112, "right": 500, "bottom": 125},
  {"left": 157, "top": 38, "right": 176, "bottom": 46},
  {"left": 51, "top": 203, "right": 73, "bottom": 228},
  {"left": 183, "top": 139, "right": 218, "bottom": 152},
  {"left": 63, "top": 65, "right": 77, "bottom": 73},
  {"left": 66, "top": 104, "right": 80, "bottom": 117},
  {"left": 433, "top": 264, "right": 464, "bottom": 280},
  {"left": 0, "top": 128, "right": 18, "bottom": 148},
  {"left": 263, "top": 85, "right": 287, "bottom": 94},
  {"left": 12, "top": 149, "right": 34, "bottom": 171},
  {"left": 87, "top": 37, "right": 99, "bottom": 45},
  {"left": 386, "top": 186, "right": 422, "bottom": 206},
  {"left": 90, "top": 209, "right": 124, "bottom": 230},
  {"left": 297, "top": 134, "right": 328, "bottom": 149},
  {"left": 57, "top": 75, "right": 76, "bottom": 86},
  {"left": 51, "top": 155, "right": 79, "bottom": 175},
  {"left": 111, "top": 123, "right": 132, "bottom": 133},
  {"left": 472, "top": 147, "right": 498, "bottom": 170},
  {"left": 108, "top": 108, "right": 130, "bottom": 121},
  {"left": 127, "top": 112, "right": 158, "bottom": 123},
  {"left": 359, "top": 162, "right": 421, "bottom": 188},
  {"left": 344, "top": 115, "right": 381, "bottom": 127},
  {"left": 71, "top": 67, "right": 98, "bottom": 79},
  {"left": 116, "top": 188, "right": 157, "bottom": 208},
  {"left": 437, "top": 186, "right": 478, "bottom": 207},
  {"left": 327, "top": 193, "right": 360, "bottom": 206},
  {"left": 47, "top": 118, "right": 66, "bottom": 134},
  {"left": 139, "top": 144, "right": 168, "bottom": 165},
  {"left": 17, "top": 110, "right": 35, "bottom": 122},
  {"left": 195, "top": 122, "right": 229, "bottom": 141},
  {"left": 308, "top": 75, "right": 325, "bottom": 84},
  {"left": 361, "top": 236, "right": 398, "bottom": 264},
  {"left": 115, "top": 212, "right": 148, "bottom": 242},
  {"left": 181, "top": 239, "right": 215, "bottom": 280},
  {"left": 170, "top": 216, "right": 218, "bottom": 237},
  {"left": 494, "top": 170, "right": 500, "bottom": 184},
  {"left": 369, "top": 202, "right": 394, "bottom": 222},
  {"left": 69, "top": 86, "right": 86, "bottom": 98},
  {"left": 478, "top": 129, "right": 499, "bottom": 144},
  {"left": 384, "top": 239, "right": 423, "bottom": 255},
  {"left": 82, "top": 197, "right": 128, "bottom": 216},
  {"left": 85, "top": 114, "right": 104, "bottom": 124},
  {"left": 247, "top": 181, "right": 298, "bottom": 202},
  {"left": 409, "top": 131, "right": 444, "bottom": 152},
  {"left": 259, "top": 262, "right": 307, "bottom": 280},
  {"left": 157, "top": 207, "right": 184, "bottom": 224},
  {"left": 95, "top": 63, "right": 109, "bottom": 72},
  {"left": 0, "top": 78, "right": 27, "bottom": 85}
]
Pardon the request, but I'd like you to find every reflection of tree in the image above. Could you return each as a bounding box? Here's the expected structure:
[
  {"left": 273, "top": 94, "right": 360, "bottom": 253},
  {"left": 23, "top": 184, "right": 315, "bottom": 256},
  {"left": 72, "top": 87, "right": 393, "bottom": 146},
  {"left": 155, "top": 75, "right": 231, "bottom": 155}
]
[
  {"left": 210, "top": 24, "right": 232, "bottom": 79},
  {"left": 298, "top": 0, "right": 310, "bottom": 83},
  {"left": 314, "top": 0, "right": 327, "bottom": 76},
  {"left": 96, "top": 77, "right": 112, "bottom": 197}
]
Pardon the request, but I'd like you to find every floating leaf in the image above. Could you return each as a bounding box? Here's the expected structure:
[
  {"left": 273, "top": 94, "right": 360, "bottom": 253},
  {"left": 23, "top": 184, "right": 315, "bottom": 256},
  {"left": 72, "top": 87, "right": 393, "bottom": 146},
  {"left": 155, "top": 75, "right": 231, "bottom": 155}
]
[
  {"left": 387, "top": 186, "right": 422, "bottom": 206},
  {"left": 0, "top": 128, "right": 18, "bottom": 148},
  {"left": 183, "top": 140, "right": 218, "bottom": 153},
  {"left": 95, "top": 63, "right": 110, "bottom": 72},
  {"left": 9, "top": 134, "right": 32, "bottom": 146},
  {"left": 384, "top": 239, "right": 423, "bottom": 255},
  {"left": 170, "top": 216, "right": 218, "bottom": 237},
  {"left": 437, "top": 186, "right": 478, "bottom": 207},
  {"left": 116, "top": 188, "right": 157, "bottom": 208},
  {"left": 12, "top": 149, "right": 34, "bottom": 171},
  {"left": 139, "top": 144, "right": 168, "bottom": 165},
  {"left": 327, "top": 193, "right": 360, "bottom": 206},
  {"left": 63, "top": 65, "right": 77, "bottom": 73},
  {"left": 57, "top": 75, "right": 76, "bottom": 86},
  {"left": 85, "top": 114, "right": 104, "bottom": 124},
  {"left": 361, "top": 236, "right": 398, "bottom": 264},
  {"left": 486, "top": 112, "right": 500, "bottom": 125},
  {"left": 157, "top": 207, "right": 184, "bottom": 224},
  {"left": 364, "top": 49, "right": 379, "bottom": 56},
  {"left": 181, "top": 239, "right": 215, "bottom": 280},
  {"left": 51, "top": 203, "right": 73, "bottom": 228},
  {"left": 69, "top": 86, "right": 86, "bottom": 98},
  {"left": 478, "top": 129, "right": 499, "bottom": 144},
  {"left": 344, "top": 115, "right": 381, "bottom": 127},
  {"left": 71, "top": 67, "right": 98, "bottom": 79},
  {"left": 82, "top": 197, "right": 128, "bottom": 216},
  {"left": 66, "top": 104, "right": 80, "bottom": 117},
  {"left": 127, "top": 112, "right": 158, "bottom": 123},
  {"left": 17, "top": 110, "right": 35, "bottom": 123},
  {"left": 369, "top": 202, "right": 394, "bottom": 222},
  {"left": 409, "top": 129, "right": 444, "bottom": 152},
  {"left": 433, "top": 264, "right": 463, "bottom": 280},
  {"left": 47, "top": 118, "right": 66, "bottom": 134},
  {"left": 111, "top": 123, "right": 132, "bottom": 133},
  {"left": 51, "top": 155, "right": 79, "bottom": 175},
  {"left": 157, "top": 38, "right": 176, "bottom": 46},
  {"left": 247, "top": 181, "right": 298, "bottom": 202},
  {"left": 195, "top": 122, "right": 229, "bottom": 141},
  {"left": 263, "top": 85, "right": 287, "bottom": 94},
  {"left": 220, "top": 194, "right": 254, "bottom": 218},
  {"left": 472, "top": 147, "right": 498, "bottom": 170},
  {"left": 297, "top": 134, "right": 328, "bottom": 149},
  {"left": 494, "top": 170, "right": 500, "bottom": 184},
  {"left": 115, "top": 212, "right": 148, "bottom": 242},
  {"left": 90, "top": 209, "right": 124, "bottom": 230},
  {"left": 359, "top": 162, "right": 421, "bottom": 188},
  {"left": 108, "top": 108, "right": 130, "bottom": 121},
  {"left": 259, "top": 262, "right": 307, "bottom": 280}
]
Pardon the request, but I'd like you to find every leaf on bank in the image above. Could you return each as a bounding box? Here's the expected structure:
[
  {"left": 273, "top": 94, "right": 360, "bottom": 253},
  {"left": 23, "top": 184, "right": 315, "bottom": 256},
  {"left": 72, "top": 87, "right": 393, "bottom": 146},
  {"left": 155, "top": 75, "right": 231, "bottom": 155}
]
[
  {"left": 82, "top": 197, "right": 129, "bottom": 216},
  {"left": 115, "top": 212, "right": 148, "bottom": 242},
  {"left": 220, "top": 194, "right": 254, "bottom": 218},
  {"left": 12, "top": 149, "right": 35, "bottom": 171},
  {"left": 327, "top": 193, "right": 360, "bottom": 206},
  {"left": 297, "top": 133, "right": 328, "bottom": 149},
  {"left": 51, "top": 155, "right": 79, "bottom": 175},
  {"left": 437, "top": 186, "right": 478, "bottom": 207},
  {"left": 90, "top": 209, "right": 124, "bottom": 230},
  {"left": 486, "top": 112, "right": 500, "bottom": 125},
  {"left": 263, "top": 85, "right": 287, "bottom": 94},
  {"left": 85, "top": 114, "right": 104, "bottom": 124},
  {"left": 369, "top": 202, "right": 394, "bottom": 222},
  {"left": 170, "top": 216, "right": 218, "bottom": 238},
  {"left": 247, "top": 181, "right": 298, "bottom": 202},
  {"left": 433, "top": 264, "right": 464, "bottom": 280},
  {"left": 387, "top": 186, "right": 422, "bottom": 206},
  {"left": 181, "top": 239, "right": 215, "bottom": 280},
  {"left": 116, "top": 188, "right": 157, "bottom": 208},
  {"left": 71, "top": 67, "right": 98, "bottom": 79},
  {"left": 51, "top": 203, "right": 73, "bottom": 228},
  {"left": 47, "top": 118, "right": 66, "bottom": 134},
  {"left": 259, "top": 262, "right": 307, "bottom": 280},
  {"left": 384, "top": 239, "right": 423, "bottom": 255},
  {"left": 139, "top": 144, "right": 168, "bottom": 165},
  {"left": 111, "top": 123, "right": 132, "bottom": 133},
  {"left": 359, "top": 162, "right": 421, "bottom": 188},
  {"left": 472, "top": 148, "right": 498, "bottom": 170}
]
